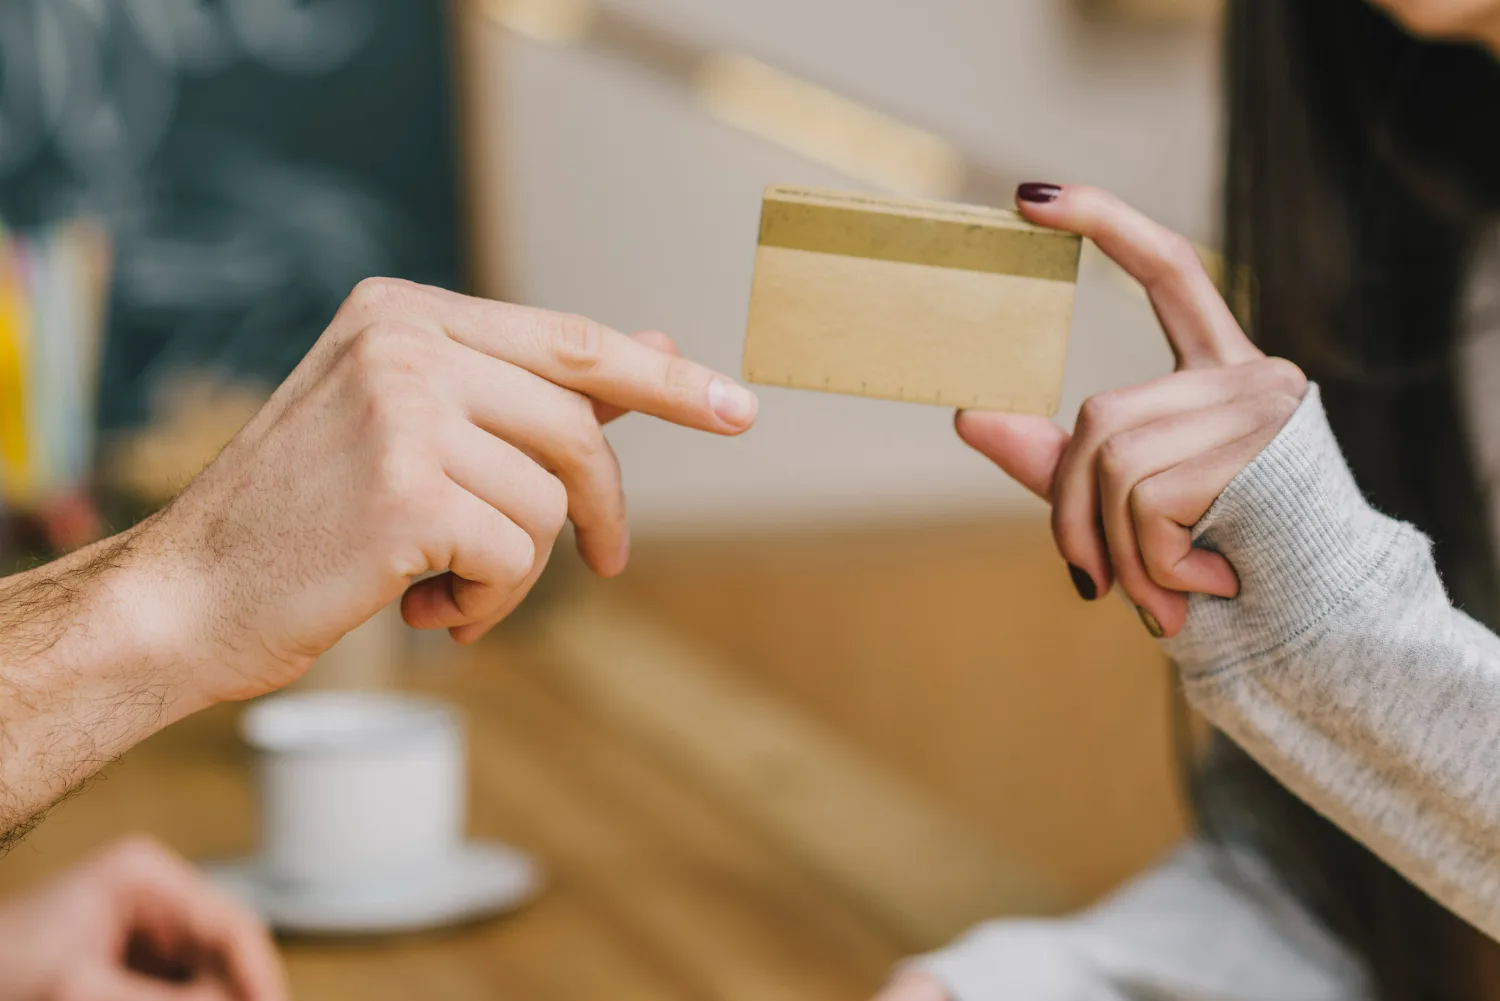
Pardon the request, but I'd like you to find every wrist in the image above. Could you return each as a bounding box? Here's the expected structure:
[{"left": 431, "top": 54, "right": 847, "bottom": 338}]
[
  {"left": 110, "top": 518, "right": 221, "bottom": 718},
  {"left": 126, "top": 506, "right": 321, "bottom": 708},
  {"left": 0, "top": 521, "right": 213, "bottom": 821},
  {"left": 48, "top": 519, "right": 218, "bottom": 725}
]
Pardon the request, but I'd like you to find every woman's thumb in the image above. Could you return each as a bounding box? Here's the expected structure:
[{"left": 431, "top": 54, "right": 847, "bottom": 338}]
[{"left": 954, "top": 410, "right": 1070, "bottom": 501}]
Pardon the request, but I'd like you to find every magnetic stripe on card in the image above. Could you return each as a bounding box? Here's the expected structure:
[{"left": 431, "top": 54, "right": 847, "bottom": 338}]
[{"left": 757, "top": 197, "right": 1081, "bottom": 282}]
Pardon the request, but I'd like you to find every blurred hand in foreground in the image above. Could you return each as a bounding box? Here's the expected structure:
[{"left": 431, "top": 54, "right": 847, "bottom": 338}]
[{"left": 0, "top": 836, "right": 285, "bottom": 1001}]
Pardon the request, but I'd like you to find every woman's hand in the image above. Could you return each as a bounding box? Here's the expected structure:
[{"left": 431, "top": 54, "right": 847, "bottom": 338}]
[
  {"left": 957, "top": 184, "right": 1306, "bottom": 638},
  {"left": 0, "top": 836, "right": 285, "bottom": 1000},
  {"left": 138, "top": 278, "right": 758, "bottom": 705}
]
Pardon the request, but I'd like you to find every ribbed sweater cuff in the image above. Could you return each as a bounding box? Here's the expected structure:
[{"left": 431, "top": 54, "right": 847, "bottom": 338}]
[{"left": 1161, "top": 384, "right": 1417, "bottom": 677}]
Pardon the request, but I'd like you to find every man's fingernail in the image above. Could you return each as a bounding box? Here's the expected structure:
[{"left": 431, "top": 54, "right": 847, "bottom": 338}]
[
  {"left": 1137, "top": 605, "right": 1165, "bottom": 639},
  {"left": 709, "top": 378, "right": 757, "bottom": 426},
  {"left": 1017, "top": 182, "right": 1062, "bottom": 204},
  {"left": 1067, "top": 564, "right": 1097, "bottom": 601}
]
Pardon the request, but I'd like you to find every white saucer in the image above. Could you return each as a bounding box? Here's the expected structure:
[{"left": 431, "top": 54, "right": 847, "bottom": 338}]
[{"left": 205, "top": 842, "right": 543, "bottom": 936}]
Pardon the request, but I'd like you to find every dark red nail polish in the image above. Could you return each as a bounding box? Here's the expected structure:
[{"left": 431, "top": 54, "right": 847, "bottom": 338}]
[
  {"left": 1067, "top": 564, "right": 1097, "bottom": 601},
  {"left": 1017, "top": 182, "right": 1062, "bottom": 204},
  {"left": 1137, "top": 605, "right": 1165, "bottom": 639}
]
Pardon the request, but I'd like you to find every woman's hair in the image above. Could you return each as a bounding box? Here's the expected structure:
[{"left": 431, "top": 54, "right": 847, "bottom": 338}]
[{"left": 1206, "top": 2, "right": 1500, "bottom": 998}]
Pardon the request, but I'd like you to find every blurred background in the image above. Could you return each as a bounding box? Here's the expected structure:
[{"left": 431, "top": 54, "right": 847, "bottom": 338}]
[{"left": 0, "top": 0, "right": 1218, "bottom": 996}]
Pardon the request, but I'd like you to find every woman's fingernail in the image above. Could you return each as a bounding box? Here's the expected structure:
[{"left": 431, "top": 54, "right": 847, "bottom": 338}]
[
  {"left": 1016, "top": 182, "right": 1063, "bottom": 204},
  {"left": 1067, "top": 564, "right": 1097, "bottom": 601},
  {"left": 1137, "top": 605, "right": 1165, "bottom": 639},
  {"left": 709, "top": 378, "right": 758, "bottom": 426}
]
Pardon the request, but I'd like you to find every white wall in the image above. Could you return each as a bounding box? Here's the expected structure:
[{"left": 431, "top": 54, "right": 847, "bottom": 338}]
[{"left": 470, "top": 0, "right": 1219, "bottom": 531}]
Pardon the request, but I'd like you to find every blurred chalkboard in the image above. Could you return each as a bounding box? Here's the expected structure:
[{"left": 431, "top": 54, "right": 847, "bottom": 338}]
[{"left": 0, "top": 0, "right": 463, "bottom": 431}]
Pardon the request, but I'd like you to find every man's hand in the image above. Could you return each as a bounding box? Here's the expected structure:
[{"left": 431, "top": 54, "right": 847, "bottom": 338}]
[
  {"left": 956, "top": 185, "right": 1304, "bottom": 638},
  {"left": 0, "top": 836, "right": 286, "bottom": 1001},
  {"left": 0, "top": 280, "right": 756, "bottom": 840},
  {"left": 136, "top": 278, "right": 758, "bottom": 702}
]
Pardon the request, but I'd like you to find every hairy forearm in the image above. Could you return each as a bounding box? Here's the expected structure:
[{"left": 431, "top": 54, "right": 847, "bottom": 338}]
[{"left": 0, "top": 522, "right": 203, "bottom": 846}]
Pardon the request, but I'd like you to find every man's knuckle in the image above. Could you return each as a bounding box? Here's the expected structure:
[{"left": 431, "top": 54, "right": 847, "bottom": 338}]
[
  {"left": 506, "top": 529, "right": 539, "bottom": 580},
  {"left": 559, "top": 397, "right": 607, "bottom": 463},
  {"left": 661, "top": 355, "right": 702, "bottom": 397},
  {"left": 360, "top": 320, "right": 424, "bottom": 360},
  {"left": 346, "top": 276, "right": 416, "bottom": 316},
  {"left": 339, "top": 326, "right": 421, "bottom": 396},
  {"left": 342, "top": 326, "right": 435, "bottom": 416},
  {"left": 372, "top": 439, "right": 437, "bottom": 517},
  {"left": 551, "top": 313, "right": 605, "bottom": 371}
]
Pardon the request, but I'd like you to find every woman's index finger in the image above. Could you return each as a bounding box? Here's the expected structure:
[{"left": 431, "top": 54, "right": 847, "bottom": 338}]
[{"left": 1016, "top": 184, "right": 1261, "bottom": 371}]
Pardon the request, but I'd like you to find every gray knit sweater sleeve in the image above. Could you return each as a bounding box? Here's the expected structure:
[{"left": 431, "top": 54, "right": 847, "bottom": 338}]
[
  {"left": 1161, "top": 384, "right": 1500, "bottom": 942},
  {"left": 913, "top": 841, "right": 1368, "bottom": 1001},
  {"left": 912, "top": 384, "right": 1500, "bottom": 1000}
]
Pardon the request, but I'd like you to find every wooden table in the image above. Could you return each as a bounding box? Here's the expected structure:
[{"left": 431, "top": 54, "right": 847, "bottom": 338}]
[
  {"left": 0, "top": 514, "right": 1180, "bottom": 999},
  {"left": 0, "top": 613, "right": 918, "bottom": 1001}
]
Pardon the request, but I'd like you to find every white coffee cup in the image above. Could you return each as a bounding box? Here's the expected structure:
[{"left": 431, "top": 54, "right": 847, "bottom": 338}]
[{"left": 241, "top": 691, "right": 465, "bottom": 889}]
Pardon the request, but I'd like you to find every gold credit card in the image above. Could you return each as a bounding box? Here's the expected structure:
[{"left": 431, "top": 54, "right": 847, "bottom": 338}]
[{"left": 742, "top": 185, "right": 1081, "bottom": 414}]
